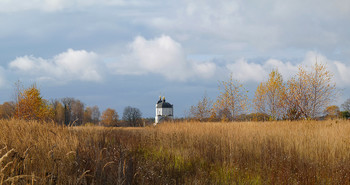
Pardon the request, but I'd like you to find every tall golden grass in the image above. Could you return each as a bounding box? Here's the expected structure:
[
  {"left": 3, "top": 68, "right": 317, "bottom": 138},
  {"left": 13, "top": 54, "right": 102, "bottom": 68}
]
[
  {"left": 0, "top": 119, "right": 137, "bottom": 184},
  {"left": 1, "top": 119, "right": 350, "bottom": 184}
]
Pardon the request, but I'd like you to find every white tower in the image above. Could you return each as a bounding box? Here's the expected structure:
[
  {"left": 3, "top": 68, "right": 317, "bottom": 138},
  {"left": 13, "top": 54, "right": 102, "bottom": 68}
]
[{"left": 155, "top": 96, "right": 173, "bottom": 124}]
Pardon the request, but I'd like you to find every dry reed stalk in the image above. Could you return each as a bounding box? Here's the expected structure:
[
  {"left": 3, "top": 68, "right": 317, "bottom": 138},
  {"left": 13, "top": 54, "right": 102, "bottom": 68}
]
[
  {"left": 0, "top": 149, "right": 16, "bottom": 166},
  {"left": 3, "top": 175, "right": 39, "bottom": 184},
  {"left": 66, "top": 151, "right": 76, "bottom": 156},
  {"left": 0, "top": 161, "right": 13, "bottom": 174},
  {"left": 0, "top": 146, "right": 7, "bottom": 156},
  {"left": 99, "top": 147, "right": 108, "bottom": 160},
  {"left": 76, "top": 170, "right": 90, "bottom": 184},
  {"left": 103, "top": 161, "right": 115, "bottom": 171}
]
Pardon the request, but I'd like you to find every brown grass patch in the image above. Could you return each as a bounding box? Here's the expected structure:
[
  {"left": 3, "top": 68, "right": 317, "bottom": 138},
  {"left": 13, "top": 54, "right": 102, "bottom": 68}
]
[{"left": 1, "top": 119, "right": 350, "bottom": 184}]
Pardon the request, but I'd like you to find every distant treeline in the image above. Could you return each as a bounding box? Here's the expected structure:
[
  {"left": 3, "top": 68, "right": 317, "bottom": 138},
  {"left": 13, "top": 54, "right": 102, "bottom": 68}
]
[
  {"left": 0, "top": 82, "right": 146, "bottom": 126},
  {"left": 1, "top": 62, "right": 349, "bottom": 125},
  {"left": 188, "top": 62, "right": 350, "bottom": 121}
]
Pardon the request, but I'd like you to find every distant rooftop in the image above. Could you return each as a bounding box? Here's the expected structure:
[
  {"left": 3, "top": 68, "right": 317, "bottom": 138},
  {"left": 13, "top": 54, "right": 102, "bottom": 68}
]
[{"left": 156, "top": 97, "right": 173, "bottom": 108}]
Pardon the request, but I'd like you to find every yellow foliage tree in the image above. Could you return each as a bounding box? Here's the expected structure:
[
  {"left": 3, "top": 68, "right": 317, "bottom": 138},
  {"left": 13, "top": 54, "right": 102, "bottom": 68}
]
[
  {"left": 83, "top": 106, "right": 93, "bottom": 124},
  {"left": 285, "top": 62, "right": 337, "bottom": 119},
  {"left": 284, "top": 75, "right": 306, "bottom": 120},
  {"left": 213, "top": 74, "right": 248, "bottom": 121},
  {"left": 324, "top": 105, "right": 340, "bottom": 120},
  {"left": 0, "top": 101, "right": 15, "bottom": 119},
  {"left": 51, "top": 100, "right": 65, "bottom": 125},
  {"left": 254, "top": 82, "right": 267, "bottom": 114},
  {"left": 15, "top": 84, "right": 53, "bottom": 121},
  {"left": 101, "top": 108, "right": 119, "bottom": 127},
  {"left": 254, "top": 69, "right": 286, "bottom": 120}
]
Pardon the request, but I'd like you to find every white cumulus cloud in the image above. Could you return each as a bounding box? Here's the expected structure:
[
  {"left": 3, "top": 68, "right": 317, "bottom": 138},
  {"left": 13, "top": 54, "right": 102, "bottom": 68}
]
[
  {"left": 9, "top": 49, "right": 102, "bottom": 83},
  {"left": 108, "top": 35, "right": 217, "bottom": 81},
  {"left": 226, "top": 58, "right": 299, "bottom": 82},
  {"left": 334, "top": 61, "right": 350, "bottom": 85},
  {"left": 226, "top": 51, "right": 350, "bottom": 87},
  {"left": 301, "top": 51, "right": 350, "bottom": 87},
  {"left": 226, "top": 58, "right": 267, "bottom": 82}
]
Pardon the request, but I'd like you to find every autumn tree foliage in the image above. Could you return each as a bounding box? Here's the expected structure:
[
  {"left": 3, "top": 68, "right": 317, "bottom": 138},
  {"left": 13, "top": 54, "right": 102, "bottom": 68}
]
[
  {"left": 51, "top": 99, "right": 65, "bottom": 125},
  {"left": 284, "top": 77, "right": 305, "bottom": 120},
  {"left": 254, "top": 69, "right": 286, "bottom": 120},
  {"left": 1, "top": 82, "right": 101, "bottom": 125},
  {"left": 285, "top": 63, "right": 338, "bottom": 119},
  {"left": 14, "top": 84, "right": 53, "bottom": 121},
  {"left": 83, "top": 106, "right": 93, "bottom": 124},
  {"left": 100, "top": 108, "right": 119, "bottom": 127},
  {"left": 189, "top": 93, "right": 213, "bottom": 121},
  {"left": 213, "top": 74, "right": 248, "bottom": 121},
  {"left": 324, "top": 105, "right": 340, "bottom": 119},
  {"left": 49, "top": 98, "right": 99, "bottom": 126},
  {"left": 84, "top": 106, "right": 101, "bottom": 125},
  {"left": 252, "top": 62, "right": 338, "bottom": 120},
  {"left": 0, "top": 101, "right": 15, "bottom": 119}
]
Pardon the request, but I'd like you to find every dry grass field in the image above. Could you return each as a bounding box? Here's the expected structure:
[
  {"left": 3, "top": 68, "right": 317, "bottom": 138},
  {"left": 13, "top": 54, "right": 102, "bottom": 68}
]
[{"left": 1, "top": 119, "right": 350, "bottom": 184}]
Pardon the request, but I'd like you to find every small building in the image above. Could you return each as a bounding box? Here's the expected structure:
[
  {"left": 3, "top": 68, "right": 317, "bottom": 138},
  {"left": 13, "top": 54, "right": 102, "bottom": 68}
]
[{"left": 155, "top": 96, "right": 173, "bottom": 124}]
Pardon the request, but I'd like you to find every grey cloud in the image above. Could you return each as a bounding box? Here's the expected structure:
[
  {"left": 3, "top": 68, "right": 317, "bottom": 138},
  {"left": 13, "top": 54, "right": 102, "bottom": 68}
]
[
  {"left": 0, "top": 0, "right": 129, "bottom": 12},
  {"left": 139, "top": 0, "right": 350, "bottom": 59}
]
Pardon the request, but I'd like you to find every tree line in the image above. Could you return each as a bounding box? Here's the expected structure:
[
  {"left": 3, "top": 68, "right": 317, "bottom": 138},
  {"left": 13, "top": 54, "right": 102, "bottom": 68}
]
[
  {"left": 0, "top": 82, "right": 143, "bottom": 126},
  {"left": 189, "top": 62, "right": 350, "bottom": 121},
  {"left": 1, "top": 62, "right": 348, "bottom": 124}
]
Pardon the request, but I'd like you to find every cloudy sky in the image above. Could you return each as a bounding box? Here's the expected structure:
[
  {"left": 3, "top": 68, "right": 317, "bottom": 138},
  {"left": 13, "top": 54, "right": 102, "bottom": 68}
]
[{"left": 0, "top": 0, "right": 349, "bottom": 117}]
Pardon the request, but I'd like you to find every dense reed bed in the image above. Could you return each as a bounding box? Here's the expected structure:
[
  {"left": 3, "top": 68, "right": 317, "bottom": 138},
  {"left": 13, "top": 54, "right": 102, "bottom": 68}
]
[{"left": 1, "top": 119, "right": 350, "bottom": 184}]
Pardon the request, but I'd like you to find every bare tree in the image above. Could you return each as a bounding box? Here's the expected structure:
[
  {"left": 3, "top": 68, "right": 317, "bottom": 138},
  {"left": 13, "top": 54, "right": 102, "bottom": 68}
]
[
  {"left": 62, "top": 97, "right": 74, "bottom": 125},
  {"left": 71, "top": 99, "right": 84, "bottom": 125},
  {"left": 122, "top": 106, "right": 142, "bottom": 127},
  {"left": 61, "top": 98, "right": 84, "bottom": 126},
  {"left": 91, "top": 105, "right": 100, "bottom": 124},
  {"left": 189, "top": 93, "right": 213, "bottom": 121},
  {"left": 342, "top": 98, "right": 350, "bottom": 112}
]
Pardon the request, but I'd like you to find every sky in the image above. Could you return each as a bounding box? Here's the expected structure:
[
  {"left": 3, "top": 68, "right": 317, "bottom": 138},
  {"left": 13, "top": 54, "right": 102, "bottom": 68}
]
[{"left": 0, "top": 0, "right": 350, "bottom": 118}]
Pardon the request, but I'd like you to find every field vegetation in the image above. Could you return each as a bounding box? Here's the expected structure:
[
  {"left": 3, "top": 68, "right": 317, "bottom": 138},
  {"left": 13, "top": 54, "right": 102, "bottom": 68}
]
[
  {"left": 1, "top": 119, "right": 350, "bottom": 184},
  {"left": 0, "top": 62, "right": 349, "bottom": 184}
]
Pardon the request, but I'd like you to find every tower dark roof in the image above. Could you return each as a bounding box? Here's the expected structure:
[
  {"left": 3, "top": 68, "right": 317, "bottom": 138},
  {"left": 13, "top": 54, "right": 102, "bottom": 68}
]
[
  {"left": 156, "top": 97, "right": 173, "bottom": 108},
  {"left": 157, "top": 98, "right": 162, "bottom": 104}
]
